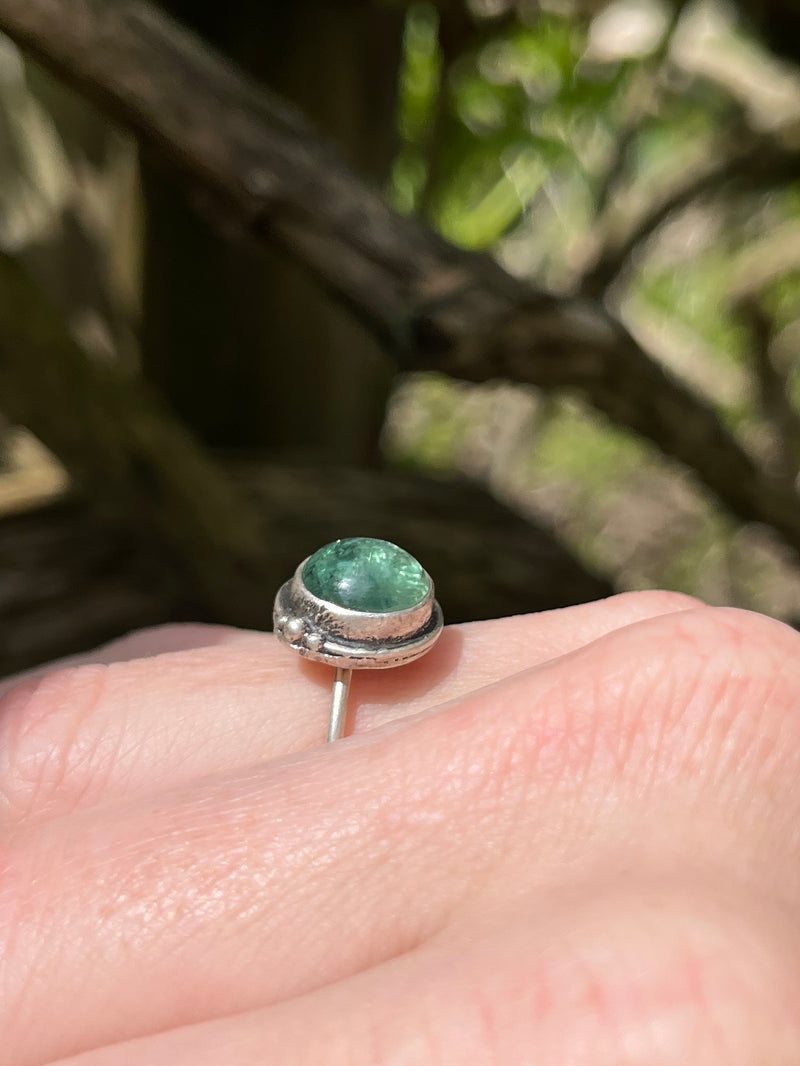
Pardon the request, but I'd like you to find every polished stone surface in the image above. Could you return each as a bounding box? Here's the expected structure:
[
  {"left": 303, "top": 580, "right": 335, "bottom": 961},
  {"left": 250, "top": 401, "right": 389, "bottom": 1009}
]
[{"left": 302, "top": 538, "right": 430, "bottom": 612}]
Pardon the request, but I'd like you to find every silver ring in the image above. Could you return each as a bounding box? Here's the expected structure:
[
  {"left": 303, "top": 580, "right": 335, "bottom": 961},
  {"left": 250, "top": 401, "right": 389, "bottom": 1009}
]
[{"left": 273, "top": 537, "right": 443, "bottom": 741}]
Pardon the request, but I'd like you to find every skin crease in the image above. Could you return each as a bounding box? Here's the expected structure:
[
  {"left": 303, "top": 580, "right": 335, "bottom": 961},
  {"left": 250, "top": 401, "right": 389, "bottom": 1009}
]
[{"left": 0, "top": 592, "right": 798, "bottom": 1065}]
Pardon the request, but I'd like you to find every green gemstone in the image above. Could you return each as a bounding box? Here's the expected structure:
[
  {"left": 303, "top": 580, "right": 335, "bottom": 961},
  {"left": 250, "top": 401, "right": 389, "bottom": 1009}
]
[{"left": 303, "top": 538, "right": 430, "bottom": 613}]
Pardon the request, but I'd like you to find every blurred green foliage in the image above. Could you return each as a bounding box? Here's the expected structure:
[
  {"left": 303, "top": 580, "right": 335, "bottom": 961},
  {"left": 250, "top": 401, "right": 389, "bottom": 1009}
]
[{"left": 384, "top": 0, "right": 800, "bottom": 616}]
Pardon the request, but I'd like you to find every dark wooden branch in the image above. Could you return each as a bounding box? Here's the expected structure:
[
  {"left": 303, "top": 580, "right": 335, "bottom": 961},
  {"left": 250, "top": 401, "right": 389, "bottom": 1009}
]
[
  {"left": 1, "top": 0, "right": 800, "bottom": 557},
  {"left": 0, "top": 470, "right": 614, "bottom": 677},
  {"left": 0, "top": 250, "right": 272, "bottom": 626}
]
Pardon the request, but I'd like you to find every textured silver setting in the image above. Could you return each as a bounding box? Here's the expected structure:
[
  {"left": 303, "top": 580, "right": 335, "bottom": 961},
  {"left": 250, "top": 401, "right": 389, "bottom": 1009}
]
[{"left": 273, "top": 556, "right": 443, "bottom": 670}]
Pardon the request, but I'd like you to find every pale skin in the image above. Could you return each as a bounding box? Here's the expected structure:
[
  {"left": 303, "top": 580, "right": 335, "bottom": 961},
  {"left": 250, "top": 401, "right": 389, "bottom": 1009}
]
[{"left": 0, "top": 591, "right": 799, "bottom": 1065}]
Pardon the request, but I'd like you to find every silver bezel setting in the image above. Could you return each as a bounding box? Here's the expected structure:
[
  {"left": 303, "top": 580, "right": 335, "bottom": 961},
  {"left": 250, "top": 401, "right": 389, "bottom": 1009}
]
[{"left": 273, "top": 556, "right": 443, "bottom": 669}]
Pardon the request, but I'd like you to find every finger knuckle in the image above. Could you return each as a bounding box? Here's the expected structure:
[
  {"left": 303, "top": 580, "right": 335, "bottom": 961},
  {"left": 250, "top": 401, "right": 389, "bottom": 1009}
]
[
  {"left": 572, "top": 605, "right": 800, "bottom": 789},
  {"left": 657, "top": 606, "right": 800, "bottom": 757}
]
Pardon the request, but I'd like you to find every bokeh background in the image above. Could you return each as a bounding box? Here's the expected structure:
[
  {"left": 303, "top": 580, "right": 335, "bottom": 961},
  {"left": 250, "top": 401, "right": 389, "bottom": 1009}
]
[{"left": 1, "top": 0, "right": 799, "bottom": 677}]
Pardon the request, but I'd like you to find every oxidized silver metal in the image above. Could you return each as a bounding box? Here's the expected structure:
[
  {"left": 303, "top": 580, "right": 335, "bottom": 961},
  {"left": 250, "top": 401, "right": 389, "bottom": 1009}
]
[{"left": 273, "top": 557, "right": 443, "bottom": 670}]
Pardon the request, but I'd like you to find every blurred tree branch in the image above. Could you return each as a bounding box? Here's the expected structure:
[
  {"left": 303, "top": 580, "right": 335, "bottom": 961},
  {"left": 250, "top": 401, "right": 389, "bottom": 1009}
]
[
  {"left": 735, "top": 296, "right": 800, "bottom": 485},
  {"left": 583, "top": 131, "right": 800, "bottom": 298},
  {"left": 1, "top": 0, "right": 800, "bottom": 560}
]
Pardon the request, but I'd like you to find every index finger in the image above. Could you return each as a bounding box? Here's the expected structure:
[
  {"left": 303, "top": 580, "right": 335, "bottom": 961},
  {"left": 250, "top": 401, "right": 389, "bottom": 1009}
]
[{"left": 0, "top": 591, "right": 699, "bottom": 826}]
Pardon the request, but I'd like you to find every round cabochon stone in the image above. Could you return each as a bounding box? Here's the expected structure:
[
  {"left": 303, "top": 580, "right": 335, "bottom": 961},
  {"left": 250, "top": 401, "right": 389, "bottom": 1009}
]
[{"left": 302, "top": 538, "right": 430, "bottom": 613}]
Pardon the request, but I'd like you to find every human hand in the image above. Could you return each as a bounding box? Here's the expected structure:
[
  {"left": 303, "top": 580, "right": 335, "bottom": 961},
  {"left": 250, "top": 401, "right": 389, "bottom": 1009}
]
[{"left": 1, "top": 592, "right": 799, "bottom": 1064}]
